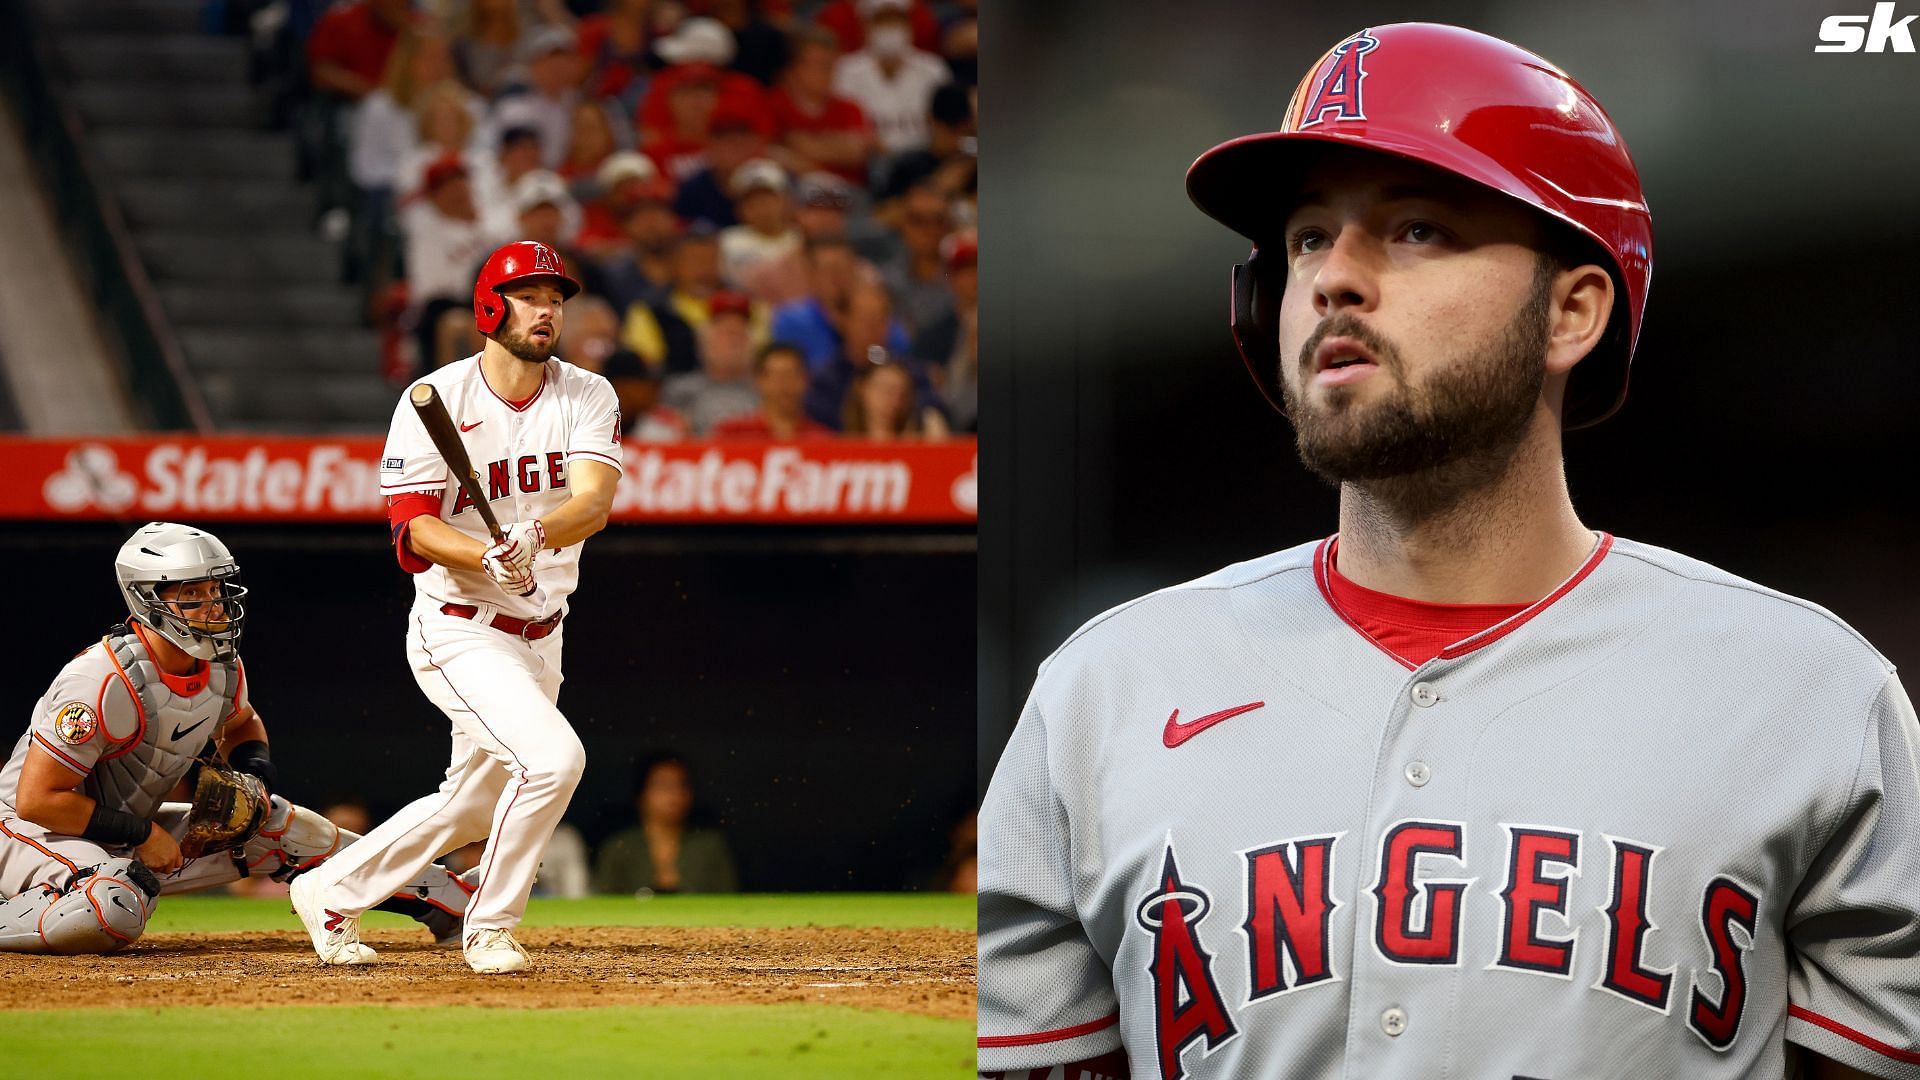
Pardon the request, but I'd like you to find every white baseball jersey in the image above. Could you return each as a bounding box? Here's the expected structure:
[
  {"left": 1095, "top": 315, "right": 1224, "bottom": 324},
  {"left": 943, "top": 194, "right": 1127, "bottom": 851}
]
[
  {"left": 379, "top": 354, "right": 622, "bottom": 620},
  {"left": 979, "top": 535, "right": 1920, "bottom": 1080},
  {"left": 312, "top": 351, "right": 617, "bottom": 941}
]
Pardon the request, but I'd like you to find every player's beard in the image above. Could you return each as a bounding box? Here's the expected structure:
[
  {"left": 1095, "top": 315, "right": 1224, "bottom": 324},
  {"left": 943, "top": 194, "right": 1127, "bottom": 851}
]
[
  {"left": 498, "top": 325, "right": 558, "bottom": 364},
  {"left": 1279, "top": 262, "right": 1553, "bottom": 487}
]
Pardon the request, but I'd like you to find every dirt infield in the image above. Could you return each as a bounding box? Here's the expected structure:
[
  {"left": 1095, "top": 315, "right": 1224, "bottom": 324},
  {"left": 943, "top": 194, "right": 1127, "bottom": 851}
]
[{"left": 0, "top": 926, "right": 976, "bottom": 1020}]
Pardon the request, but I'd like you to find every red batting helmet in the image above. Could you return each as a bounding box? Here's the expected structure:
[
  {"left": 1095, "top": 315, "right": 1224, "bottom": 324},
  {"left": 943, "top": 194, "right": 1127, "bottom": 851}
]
[
  {"left": 472, "top": 240, "right": 582, "bottom": 336},
  {"left": 1186, "top": 23, "right": 1652, "bottom": 429}
]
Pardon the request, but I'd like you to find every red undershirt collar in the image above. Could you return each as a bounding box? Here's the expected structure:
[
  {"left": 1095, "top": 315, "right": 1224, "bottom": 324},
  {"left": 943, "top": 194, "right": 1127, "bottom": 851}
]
[{"left": 1314, "top": 533, "right": 1614, "bottom": 670}]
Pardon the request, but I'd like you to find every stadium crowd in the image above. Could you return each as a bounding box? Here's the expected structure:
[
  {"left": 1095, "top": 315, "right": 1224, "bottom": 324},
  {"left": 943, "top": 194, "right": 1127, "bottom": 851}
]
[{"left": 267, "top": 0, "right": 977, "bottom": 437}]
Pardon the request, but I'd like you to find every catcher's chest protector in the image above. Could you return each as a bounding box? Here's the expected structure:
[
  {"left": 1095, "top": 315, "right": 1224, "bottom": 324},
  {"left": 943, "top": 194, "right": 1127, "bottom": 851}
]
[{"left": 85, "top": 632, "right": 239, "bottom": 821}]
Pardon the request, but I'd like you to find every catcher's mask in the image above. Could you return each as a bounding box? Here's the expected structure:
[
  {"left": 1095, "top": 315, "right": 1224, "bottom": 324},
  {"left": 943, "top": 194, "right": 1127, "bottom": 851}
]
[{"left": 114, "top": 522, "right": 248, "bottom": 663}]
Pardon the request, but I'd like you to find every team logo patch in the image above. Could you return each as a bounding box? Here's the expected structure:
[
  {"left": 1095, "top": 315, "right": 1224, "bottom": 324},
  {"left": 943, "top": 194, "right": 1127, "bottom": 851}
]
[{"left": 54, "top": 701, "right": 97, "bottom": 745}]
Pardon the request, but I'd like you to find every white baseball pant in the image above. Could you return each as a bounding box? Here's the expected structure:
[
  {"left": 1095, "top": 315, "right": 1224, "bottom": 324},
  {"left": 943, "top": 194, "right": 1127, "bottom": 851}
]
[{"left": 304, "top": 596, "right": 583, "bottom": 932}]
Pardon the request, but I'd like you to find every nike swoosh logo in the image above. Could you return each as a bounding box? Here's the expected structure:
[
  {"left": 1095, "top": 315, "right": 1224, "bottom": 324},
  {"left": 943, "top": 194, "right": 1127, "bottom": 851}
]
[
  {"left": 1163, "top": 701, "right": 1265, "bottom": 748},
  {"left": 110, "top": 895, "right": 135, "bottom": 914},
  {"left": 171, "top": 717, "right": 208, "bottom": 742},
  {"left": 460, "top": 419, "right": 483, "bottom": 432}
]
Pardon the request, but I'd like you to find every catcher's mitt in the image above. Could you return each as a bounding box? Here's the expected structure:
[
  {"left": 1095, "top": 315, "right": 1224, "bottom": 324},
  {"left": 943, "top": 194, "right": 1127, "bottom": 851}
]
[{"left": 179, "top": 760, "right": 270, "bottom": 859}]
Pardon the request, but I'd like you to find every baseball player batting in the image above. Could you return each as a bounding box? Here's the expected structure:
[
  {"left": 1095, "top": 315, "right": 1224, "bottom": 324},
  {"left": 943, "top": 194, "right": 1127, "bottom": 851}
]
[
  {"left": 290, "top": 240, "right": 621, "bottom": 974},
  {"left": 0, "top": 522, "right": 473, "bottom": 954},
  {"left": 978, "top": 23, "right": 1919, "bottom": 1080}
]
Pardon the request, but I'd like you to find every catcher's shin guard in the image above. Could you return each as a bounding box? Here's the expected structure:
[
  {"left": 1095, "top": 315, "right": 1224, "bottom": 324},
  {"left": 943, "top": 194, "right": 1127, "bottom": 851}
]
[
  {"left": 243, "top": 797, "right": 343, "bottom": 882},
  {"left": 0, "top": 858, "right": 159, "bottom": 954}
]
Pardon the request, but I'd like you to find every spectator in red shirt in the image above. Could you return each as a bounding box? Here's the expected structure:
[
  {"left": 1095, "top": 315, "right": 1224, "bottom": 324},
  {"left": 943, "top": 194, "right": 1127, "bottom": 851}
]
[
  {"left": 711, "top": 342, "right": 833, "bottom": 439},
  {"left": 308, "top": 0, "right": 419, "bottom": 100},
  {"left": 642, "top": 70, "right": 722, "bottom": 183},
  {"left": 768, "top": 26, "right": 875, "bottom": 188},
  {"left": 812, "top": 0, "right": 940, "bottom": 57},
  {"left": 637, "top": 19, "right": 772, "bottom": 144}
]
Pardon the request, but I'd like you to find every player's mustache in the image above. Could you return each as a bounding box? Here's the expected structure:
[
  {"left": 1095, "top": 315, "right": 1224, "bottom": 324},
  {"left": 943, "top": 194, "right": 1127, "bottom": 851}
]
[{"left": 1298, "top": 315, "right": 1398, "bottom": 375}]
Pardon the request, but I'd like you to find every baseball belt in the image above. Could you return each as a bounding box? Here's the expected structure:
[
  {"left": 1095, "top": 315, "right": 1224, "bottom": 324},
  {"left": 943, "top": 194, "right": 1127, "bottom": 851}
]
[{"left": 440, "top": 603, "right": 562, "bottom": 641}]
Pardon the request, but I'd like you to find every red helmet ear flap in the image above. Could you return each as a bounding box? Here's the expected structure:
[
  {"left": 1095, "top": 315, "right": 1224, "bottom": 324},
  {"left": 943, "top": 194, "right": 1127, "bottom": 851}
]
[
  {"left": 474, "top": 286, "right": 504, "bottom": 335},
  {"left": 1230, "top": 247, "right": 1286, "bottom": 414}
]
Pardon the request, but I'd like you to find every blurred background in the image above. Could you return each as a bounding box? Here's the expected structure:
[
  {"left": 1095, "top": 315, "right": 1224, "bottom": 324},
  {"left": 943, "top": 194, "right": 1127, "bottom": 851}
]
[
  {"left": 979, "top": 0, "right": 1920, "bottom": 792},
  {"left": 0, "top": 0, "right": 977, "bottom": 894}
]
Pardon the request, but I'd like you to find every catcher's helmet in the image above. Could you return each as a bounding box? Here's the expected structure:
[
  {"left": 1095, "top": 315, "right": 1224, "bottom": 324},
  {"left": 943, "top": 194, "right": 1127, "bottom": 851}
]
[
  {"left": 472, "top": 240, "right": 581, "bottom": 336},
  {"left": 1186, "top": 23, "right": 1652, "bottom": 429},
  {"left": 115, "top": 522, "right": 247, "bottom": 663}
]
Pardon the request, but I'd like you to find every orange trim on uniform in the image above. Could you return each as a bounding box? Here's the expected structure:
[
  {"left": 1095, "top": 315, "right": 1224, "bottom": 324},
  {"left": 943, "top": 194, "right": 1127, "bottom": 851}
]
[
  {"left": 29, "top": 732, "right": 92, "bottom": 776},
  {"left": 224, "top": 659, "right": 248, "bottom": 724},
  {"left": 134, "top": 622, "right": 209, "bottom": 697},
  {"left": 84, "top": 877, "right": 136, "bottom": 943},
  {"left": 0, "top": 817, "right": 81, "bottom": 875},
  {"left": 97, "top": 637, "right": 148, "bottom": 761}
]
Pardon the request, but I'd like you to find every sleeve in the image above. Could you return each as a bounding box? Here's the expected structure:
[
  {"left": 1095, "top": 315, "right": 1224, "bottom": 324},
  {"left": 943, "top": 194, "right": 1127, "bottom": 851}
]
[
  {"left": 386, "top": 493, "right": 441, "bottom": 574},
  {"left": 378, "top": 387, "right": 450, "bottom": 496},
  {"left": 1784, "top": 671, "right": 1920, "bottom": 1078},
  {"left": 978, "top": 696, "right": 1123, "bottom": 1073},
  {"left": 566, "top": 374, "right": 624, "bottom": 471},
  {"left": 28, "top": 662, "right": 120, "bottom": 778}
]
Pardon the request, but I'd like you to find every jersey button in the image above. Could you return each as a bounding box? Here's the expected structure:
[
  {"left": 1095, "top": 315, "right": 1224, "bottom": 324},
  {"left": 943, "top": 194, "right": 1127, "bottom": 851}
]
[
  {"left": 1404, "top": 761, "right": 1431, "bottom": 787},
  {"left": 1380, "top": 1007, "right": 1407, "bottom": 1037},
  {"left": 1410, "top": 682, "right": 1438, "bottom": 708}
]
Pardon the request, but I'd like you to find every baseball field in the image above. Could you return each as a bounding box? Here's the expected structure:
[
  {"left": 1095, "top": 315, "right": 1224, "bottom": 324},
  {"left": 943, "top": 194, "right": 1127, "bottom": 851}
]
[{"left": 0, "top": 892, "right": 976, "bottom": 1078}]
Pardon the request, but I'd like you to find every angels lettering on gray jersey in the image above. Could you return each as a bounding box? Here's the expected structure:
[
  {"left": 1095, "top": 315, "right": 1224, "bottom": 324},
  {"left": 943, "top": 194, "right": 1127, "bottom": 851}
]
[{"left": 978, "top": 536, "right": 1920, "bottom": 1080}]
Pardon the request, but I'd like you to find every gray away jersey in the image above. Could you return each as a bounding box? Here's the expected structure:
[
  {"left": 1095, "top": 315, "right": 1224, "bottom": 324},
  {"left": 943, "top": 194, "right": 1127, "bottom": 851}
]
[
  {"left": 978, "top": 535, "right": 1920, "bottom": 1080},
  {"left": 0, "top": 628, "right": 246, "bottom": 823}
]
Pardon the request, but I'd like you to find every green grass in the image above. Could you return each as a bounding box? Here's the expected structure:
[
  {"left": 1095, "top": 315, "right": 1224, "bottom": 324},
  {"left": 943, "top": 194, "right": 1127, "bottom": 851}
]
[
  {"left": 4, "top": 895, "right": 976, "bottom": 1077},
  {"left": 145, "top": 892, "right": 976, "bottom": 933},
  {"left": 0, "top": 1005, "right": 974, "bottom": 1079}
]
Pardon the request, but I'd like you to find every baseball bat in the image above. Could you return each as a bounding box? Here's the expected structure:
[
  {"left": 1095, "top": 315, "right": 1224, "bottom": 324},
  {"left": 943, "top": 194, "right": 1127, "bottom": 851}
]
[{"left": 409, "top": 383, "right": 506, "bottom": 544}]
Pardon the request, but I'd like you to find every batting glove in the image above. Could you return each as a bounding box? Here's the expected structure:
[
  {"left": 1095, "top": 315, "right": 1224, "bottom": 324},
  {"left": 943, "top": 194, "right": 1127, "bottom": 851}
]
[
  {"left": 502, "top": 519, "right": 548, "bottom": 567},
  {"left": 482, "top": 541, "right": 538, "bottom": 596}
]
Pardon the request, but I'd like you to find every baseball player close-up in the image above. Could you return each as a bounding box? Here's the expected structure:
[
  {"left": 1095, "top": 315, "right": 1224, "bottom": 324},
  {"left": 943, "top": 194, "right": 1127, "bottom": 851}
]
[
  {"left": 290, "top": 239, "right": 621, "bottom": 975},
  {"left": 0, "top": 522, "right": 471, "bottom": 954},
  {"left": 978, "top": 22, "right": 1919, "bottom": 1080}
]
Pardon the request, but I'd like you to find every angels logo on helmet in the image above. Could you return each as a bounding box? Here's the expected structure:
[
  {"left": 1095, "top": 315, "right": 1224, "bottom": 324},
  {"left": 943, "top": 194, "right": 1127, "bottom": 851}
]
[{"left": 1293, "top": 29, "right": 1380, "bottom": 129}]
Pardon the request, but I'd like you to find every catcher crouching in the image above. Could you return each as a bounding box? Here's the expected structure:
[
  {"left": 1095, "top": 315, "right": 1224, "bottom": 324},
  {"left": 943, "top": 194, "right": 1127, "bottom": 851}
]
[{"left": 0, "top": 522, "right": 471, "bottom": 955}]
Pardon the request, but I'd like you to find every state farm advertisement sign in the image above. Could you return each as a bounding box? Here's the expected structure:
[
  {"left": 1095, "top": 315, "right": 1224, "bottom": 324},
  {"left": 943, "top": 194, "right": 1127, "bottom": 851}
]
[{"left": 0, "top": 437, "right": 977, "bottom": 525}]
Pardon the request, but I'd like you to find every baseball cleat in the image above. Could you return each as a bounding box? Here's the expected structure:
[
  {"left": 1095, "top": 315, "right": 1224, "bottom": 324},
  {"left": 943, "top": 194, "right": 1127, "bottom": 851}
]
[
  {"left": 463, "top": 927, "right": 531, "bottom": 974},
  {"left": 289, "top": 875, "right": 376, "bottom": 966}
]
